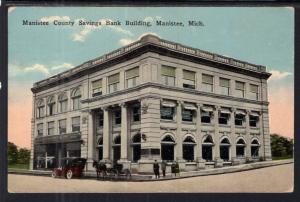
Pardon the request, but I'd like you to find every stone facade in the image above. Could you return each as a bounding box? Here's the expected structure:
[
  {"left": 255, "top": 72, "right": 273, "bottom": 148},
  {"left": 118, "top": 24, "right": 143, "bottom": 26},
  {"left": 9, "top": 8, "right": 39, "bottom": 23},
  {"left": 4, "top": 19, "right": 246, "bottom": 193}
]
[{"left": 30, "top": 34, "right": 272, "bottom": 173}]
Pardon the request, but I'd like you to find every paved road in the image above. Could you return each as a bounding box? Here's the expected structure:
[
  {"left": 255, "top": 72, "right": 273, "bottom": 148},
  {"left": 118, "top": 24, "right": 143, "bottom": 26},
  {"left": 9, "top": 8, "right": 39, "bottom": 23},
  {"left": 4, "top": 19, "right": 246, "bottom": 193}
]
[{"left": 8, "top": 163, "right": 293, "bottom": 193}]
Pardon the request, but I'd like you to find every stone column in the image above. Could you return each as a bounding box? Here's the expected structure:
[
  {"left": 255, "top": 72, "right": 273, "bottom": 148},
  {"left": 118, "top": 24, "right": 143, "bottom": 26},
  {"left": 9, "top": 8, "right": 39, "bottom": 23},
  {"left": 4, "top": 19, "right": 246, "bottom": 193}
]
[
  {"left": 245, "top": 110, "right": 251, "bottom": 162},
  {"left": 118, "top": 103, "right": 131, "bottom": 169},
  {"left": 258, "top": 112, "right": 265, "bottom": 158},
  {"left": 230, "top": 108, "right": 239, "bottom": 165},
  {"left": 86, "top": 110, "right": 94, "bottom": 171},
  {"left": 262, "top": 109, "right": 272, "bottom": 161},
  {"left": 213, "top": 106, "right": 223, "bottom": 168},
  {"left": 101, "top": 107, "right": 111, "bottom": 165},
  {"left": 176, "top": 101, "right": 185, "bottom": 170},
  {"left": 196, "top": 104, "right": 205, "bottom": 169}
]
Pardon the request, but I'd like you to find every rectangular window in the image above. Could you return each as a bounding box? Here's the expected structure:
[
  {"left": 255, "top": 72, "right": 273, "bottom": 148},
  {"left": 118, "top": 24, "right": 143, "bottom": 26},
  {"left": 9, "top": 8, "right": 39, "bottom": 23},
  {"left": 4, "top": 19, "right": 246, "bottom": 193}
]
[
  {"left": 126, "top": 67, "right": 139, "bottom": 88},
  {"left": 59, "top": 119, "right": 67, "bottom": 134},
  {"left": 47, "top": 121, "right": 55, "bottom": 136},
  {"left": 219, "top": 78, "right": 230, "bottom": 95},
  {"left": 235, "top": 114, "right": 245, "bottom": 126},
  {"left": 219, "top": 113, "right": 229, "bottom": 125},
  {"left": 132, "top": 106, "right": 141, "bottom": 122},
  {"left": 98, "top": 111, "right": 103, "bottom": 127},
  {"left": 250, "top": 115, "right": 259, "bottom": 127},
  {"left": 60, "top": 100, "right": 68, "bottom": 112},
  {"left": 161, "top": 66, "right": 176, "bottom": 86},
  {"left": 249, "top": 84, "right": 259, "bottom": 100},
  {"left": 37, "top": 106, "right": 45, "bottom": 118},
  {"left": 183, "top": 70, "right": 195, "bottom": 89},
  {"left": 182, "top": 109, "right": 193, "bottom": 122},
  {"left": 108, "top": 74, "right": 120, "bottom": 93},
  {"left": 37, "top": 123, "right": 43, "bottom": 136},
  {"left": 72, "top": 117, "right": 80, "bottom": 132},
  {"left": 48, "top": 103, "right": 55, "bottom": 116},
  {"left": 92, "top": 79, "right": 102, "bottom": 97},
  {"left": 160, "top": 106, "right": 174, "bottom": 120},
  {"left": 73, "top": 97, "right": 81, "bottom": 110},
  {"left": 201, "top": 111, "right": 211, "bottom": 123},
  {"left": 202, "top": 74, "right": 213, "bottom": 92},
  {"left": 114, "top": 110, "right": 121, "bottom": 125},
  {"left": 235, "top": 81, "right": 245, "bottom": 98}
]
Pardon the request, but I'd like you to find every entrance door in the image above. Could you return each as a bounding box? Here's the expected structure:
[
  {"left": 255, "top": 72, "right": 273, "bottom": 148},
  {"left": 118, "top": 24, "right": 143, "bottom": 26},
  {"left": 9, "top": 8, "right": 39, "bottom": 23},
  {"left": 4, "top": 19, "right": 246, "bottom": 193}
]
[
  {"left": 220, "top": 146, "right": 230, "bottom": 161},
  {"left": 113, "top": 146, "right": 121, "bottom": 162}
]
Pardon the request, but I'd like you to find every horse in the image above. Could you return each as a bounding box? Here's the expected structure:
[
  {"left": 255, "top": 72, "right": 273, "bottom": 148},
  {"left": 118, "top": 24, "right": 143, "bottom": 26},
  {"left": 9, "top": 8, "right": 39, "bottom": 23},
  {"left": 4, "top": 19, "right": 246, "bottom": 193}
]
[{"left": 92, "top": 160, "right": 107, "bottom": 180}]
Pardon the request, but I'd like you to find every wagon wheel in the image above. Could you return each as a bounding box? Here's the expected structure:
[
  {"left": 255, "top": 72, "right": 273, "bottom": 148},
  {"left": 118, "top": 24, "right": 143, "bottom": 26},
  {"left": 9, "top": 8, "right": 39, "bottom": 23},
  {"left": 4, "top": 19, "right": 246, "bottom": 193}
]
[
  {"left": 65, "top": 170, "right": 73, "bottom": 179},
  {"left": 51, "top": 171, "right": 57, "bottom": 178}
]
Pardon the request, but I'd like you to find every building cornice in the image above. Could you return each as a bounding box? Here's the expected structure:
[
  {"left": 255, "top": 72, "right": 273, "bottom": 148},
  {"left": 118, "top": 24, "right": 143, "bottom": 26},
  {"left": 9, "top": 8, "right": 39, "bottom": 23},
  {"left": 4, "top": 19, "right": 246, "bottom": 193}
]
[{"left": 32, "top": 34, "right": 271, "bottom": 93}]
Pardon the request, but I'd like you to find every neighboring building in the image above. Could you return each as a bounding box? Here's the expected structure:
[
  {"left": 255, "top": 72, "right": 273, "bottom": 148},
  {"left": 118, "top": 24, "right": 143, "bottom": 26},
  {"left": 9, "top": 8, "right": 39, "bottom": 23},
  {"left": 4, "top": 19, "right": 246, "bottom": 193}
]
[{"left": 30, "top": 34, "right": 272, "bottom": 173}]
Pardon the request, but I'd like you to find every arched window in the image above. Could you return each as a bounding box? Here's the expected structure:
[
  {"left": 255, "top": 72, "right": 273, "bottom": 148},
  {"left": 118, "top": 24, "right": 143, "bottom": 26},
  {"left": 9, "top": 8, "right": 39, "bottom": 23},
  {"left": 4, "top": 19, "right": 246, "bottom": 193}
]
[
  {"left": 131, "top": 133, "right": 141, "bottom": 162},
  {"left": 112, "top": 135, "right": 121, "bottom": 162},
  {"left": 202, "top": 135, "right": 214, "bottom": 161},
  {"left": 220, "top": 137, "right": 230, "bottom": 161},
  {"left": 71, "top": 88, "right": 81, "bottom": 110},
  {"left": 161, "top": 135, "right": 175, "bottom": 161},
  {"left": 36, "top": 99, "right": 45, "bottom": 118},
  {"left": 58, "top": 92, "right": 68, "bottom": 113},
  {"left": 236, "top": 138, "right": 246, "bottom": 157},
  {"left": 251, "top": 139, "right": 260, "bottom": 158},
  {"left": 183, "top": 136, "right": 196, "bottom": 162},
  {"left": 47, "top": 96, "right": 55, "bottom": 116},
  {"left": 97, "top": 137, "right": 103, "bottom": 161}
]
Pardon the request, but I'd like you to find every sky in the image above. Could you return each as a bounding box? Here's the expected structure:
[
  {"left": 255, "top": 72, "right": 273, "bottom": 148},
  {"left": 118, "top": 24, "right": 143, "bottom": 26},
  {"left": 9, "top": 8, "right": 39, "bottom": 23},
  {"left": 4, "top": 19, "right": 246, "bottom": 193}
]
[{"left": 8, "top": 7, "right": 294, "bottom": 148}]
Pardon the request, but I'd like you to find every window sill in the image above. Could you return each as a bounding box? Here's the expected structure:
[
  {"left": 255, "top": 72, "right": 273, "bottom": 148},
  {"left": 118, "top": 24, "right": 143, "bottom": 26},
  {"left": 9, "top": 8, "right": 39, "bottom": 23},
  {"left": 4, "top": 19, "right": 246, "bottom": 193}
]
[
  {"left": 160, "top": 119, "right": 175, "bottom": 123},
  {"left": 182, "top": 121, "right": 195, "bottom": 125},
  {"left": 201, "top": 123, "right": 213, "bottom": 126},
  {"left": 250, "top": 127, "right": 259, "bottom": 130},
  {"left": 219, "top": 124, "right": 230, "bottom": 128},
  {"left": 235, "top": 126, "right": 246, "bottom": 129}
]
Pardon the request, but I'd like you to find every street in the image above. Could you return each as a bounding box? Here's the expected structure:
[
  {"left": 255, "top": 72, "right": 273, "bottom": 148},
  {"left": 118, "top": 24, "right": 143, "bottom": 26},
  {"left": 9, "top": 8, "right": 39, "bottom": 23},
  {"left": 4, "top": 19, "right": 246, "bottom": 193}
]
[{"left": 8, "top": 163, "right": 293, "bottom": 193}]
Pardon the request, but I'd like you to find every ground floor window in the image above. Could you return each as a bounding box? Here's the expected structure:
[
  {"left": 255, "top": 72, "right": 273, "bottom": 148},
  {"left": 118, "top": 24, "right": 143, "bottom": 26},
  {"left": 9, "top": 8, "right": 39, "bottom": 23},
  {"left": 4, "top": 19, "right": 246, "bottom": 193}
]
[
  {"left": 132, "top": 133, "right": 141, "bottom": 162},
  {"left": 182, "top": 136, "right": 196, "bottom": 162},
  {"left": 112, "top": 135, "right": 121, "bottom": 163},
  {"left": 251, "top": 139, "right": 260, "bottom": 158},
  {"left": 161, "top": 135, "right": 175, "bottom": 161},
  {"left": 202, "top": 135, "right": 214, "bottom": 161},
  {"left": 97, "top": 137, "right": 103, "bottom": 161},
  {"left": 236, "top": 138, "right": 246, "bottom": 157},
  {"left": 220, "top": 138, "right": 230, "bottom": 161}
]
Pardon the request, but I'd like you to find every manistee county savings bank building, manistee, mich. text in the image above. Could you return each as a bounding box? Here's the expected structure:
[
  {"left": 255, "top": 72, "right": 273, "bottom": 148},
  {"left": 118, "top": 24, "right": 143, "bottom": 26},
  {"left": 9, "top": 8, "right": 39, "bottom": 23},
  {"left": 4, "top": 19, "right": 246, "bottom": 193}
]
[{"left": 30, "top": 34, "right": 272, "bottom": 173}]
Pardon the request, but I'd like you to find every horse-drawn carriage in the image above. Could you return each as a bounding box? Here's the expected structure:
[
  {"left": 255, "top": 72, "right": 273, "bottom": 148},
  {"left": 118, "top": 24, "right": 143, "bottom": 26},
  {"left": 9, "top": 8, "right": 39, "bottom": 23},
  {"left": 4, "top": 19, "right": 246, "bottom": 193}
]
[{"left": 93, "top": 160, "right": 131, "bottom": 180}]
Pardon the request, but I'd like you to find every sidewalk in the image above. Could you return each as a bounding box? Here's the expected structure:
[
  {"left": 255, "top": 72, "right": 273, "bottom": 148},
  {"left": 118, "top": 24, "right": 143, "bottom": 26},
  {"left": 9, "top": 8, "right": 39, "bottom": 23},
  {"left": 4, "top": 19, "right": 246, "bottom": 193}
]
[{"left": 8, "top": 159, "right": 293, "bottom": 181}]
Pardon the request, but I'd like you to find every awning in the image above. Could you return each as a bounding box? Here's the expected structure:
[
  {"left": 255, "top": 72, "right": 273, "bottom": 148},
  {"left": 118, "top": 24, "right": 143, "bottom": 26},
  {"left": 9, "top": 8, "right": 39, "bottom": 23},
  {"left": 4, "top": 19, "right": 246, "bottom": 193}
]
[
  {"left": 250, "top": 111, "right": 260, "bottom": 117},
  {"left": 236, "top": 110, "right": 246, "bottom": 115},
  {"left": 220, "top": 108, "right": 231, "bottom": 114},
  {"left": 183, "top": 103, "right": 197, "bottom": 110},
  {"left": 201, "top": 106, "right": 213, "bottom": 112},
  {"left": 161, "top": 100, "right": 176, "bottom": 108}
]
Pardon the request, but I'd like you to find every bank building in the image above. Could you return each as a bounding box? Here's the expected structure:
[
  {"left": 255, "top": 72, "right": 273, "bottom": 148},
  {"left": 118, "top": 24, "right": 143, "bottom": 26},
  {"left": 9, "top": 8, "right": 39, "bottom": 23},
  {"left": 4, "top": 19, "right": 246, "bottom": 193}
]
[{"left": 30, "top": 34, "right": 272, "bottom": 173}]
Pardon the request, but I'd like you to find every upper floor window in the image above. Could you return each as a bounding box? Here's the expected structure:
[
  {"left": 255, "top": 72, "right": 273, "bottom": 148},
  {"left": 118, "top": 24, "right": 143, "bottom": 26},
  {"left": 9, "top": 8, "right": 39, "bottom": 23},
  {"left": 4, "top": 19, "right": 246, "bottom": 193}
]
[
  {"left": 132, "top": 106, "right": 141, "bottom": 122},
  {"left": 47, "top": 96, "right": 55, "bottom": 116},
  {"left": 59, "top": 119, "right": 66, "bottom": 134},
  {"left": 182, "top": 109, "right": 193, "bottom": 122},
  {"left": 114, "top": 110, "right": 121, "bottom": 125},
  {"left": 72, "top": 116, "right": 80, "bottom": 132},
  {"left": 126, "top": 67, "right": 139, "bottom": 88},
  {"left": 183, "top": 70, "right": 195, "bottom": 89},
  {"left": 36, "top": 99, "right": 45, "bottom": 118},
  {"left": 58, "top": 92, "right": 68, "bottom": 113},
  {"left": 235, "top": 111, "right": 245, "bottom": 126},
  {"left": 201, "top": 106, "right": 213, "bottom": 123},
  {"left": 250, "top": 112, "right": 259, "bottom": 127},
  {"left": 108, "top": 73, "right": 120, "bottom": 93},
  {"left": 249, "top": 84, "right": 259, "bottom": 100},
  {"left": 37, "top": 123, "right": 43, "bottom": 136},
  {"left": 219, "top": 78, "right": 230, "bottom": 96},
  {"left": 92, "top": 79, "right": 102, "bottom": 97},
  {"left": 219, "top": 109, "right": 230, "bottom": 125},
  {"left": 202, "top": 74, "right": 213, "bottom": 92},
  {"left": 235, "top": 81, "right": 245, "bottom": 98},
  {"left": 161, "top": 66, "right": 175, "bottom": 86},
  {"left": 47, "top": 121, "right": 55, "bottom": 136},
  {"left": 97, "top": 111, "right": 104, "bottom": 128},
  {"left": 161, "top": 101, "right": 176, "bottom": 120},
  {"left": 71, "top": 88, "right": 81, "bottom": 110}
]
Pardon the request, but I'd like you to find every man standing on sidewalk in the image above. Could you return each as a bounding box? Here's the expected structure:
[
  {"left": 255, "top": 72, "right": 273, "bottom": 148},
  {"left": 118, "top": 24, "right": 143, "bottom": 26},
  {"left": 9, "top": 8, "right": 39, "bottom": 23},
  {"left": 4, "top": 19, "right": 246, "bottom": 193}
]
[
  {"left": 153, "top": 160, "right": 160, "bottom": 179},
  {"left": 161, "top": 160, "right": 167, "bottom": 177}
]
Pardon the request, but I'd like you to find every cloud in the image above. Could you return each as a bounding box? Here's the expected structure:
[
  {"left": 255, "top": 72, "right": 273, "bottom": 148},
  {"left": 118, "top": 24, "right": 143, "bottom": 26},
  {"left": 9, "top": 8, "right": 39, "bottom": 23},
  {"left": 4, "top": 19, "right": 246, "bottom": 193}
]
[
  {"left": 269, "top": 70, "right": 292, "bottom": 81},
  {"left": 72, "top": 18, "right": 133, "bottom": 42},
  {"left": 8, "top": 7, "right": 16, "bottom": 14},
  {"left": 40, "top": 16, "right": 71, "bottom": 23},
  {"left": 118, "top": 32, "right": 160, "bottom": 46},
  {"left": 24, "top": 64, "right": 49, "bottom": 75},
  {"left": 51, "top": 63, "right": 74, "bottom": 70}
]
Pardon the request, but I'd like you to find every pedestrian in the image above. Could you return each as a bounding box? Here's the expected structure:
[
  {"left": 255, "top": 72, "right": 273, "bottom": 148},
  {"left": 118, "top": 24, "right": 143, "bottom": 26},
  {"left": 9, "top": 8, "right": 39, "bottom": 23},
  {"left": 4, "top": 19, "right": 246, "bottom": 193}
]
[
  {"left": 171, "top": 161, "right": 176, "bottom": 177},
  {"left": 175, "top": 161, "right": 180, "bottom": 177},
  {"left": 153, "top": 160, "right": 160, "bottom": 179},
  {"left": 161, "top": 160, "right": 167, "bottom": 177}
]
